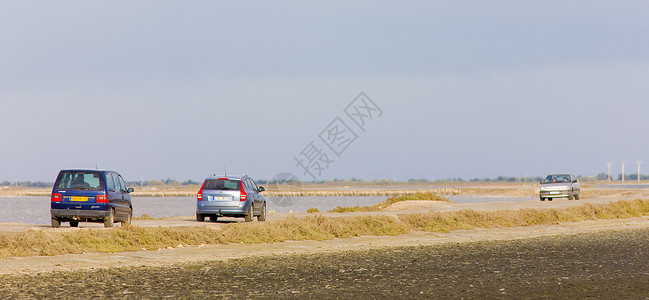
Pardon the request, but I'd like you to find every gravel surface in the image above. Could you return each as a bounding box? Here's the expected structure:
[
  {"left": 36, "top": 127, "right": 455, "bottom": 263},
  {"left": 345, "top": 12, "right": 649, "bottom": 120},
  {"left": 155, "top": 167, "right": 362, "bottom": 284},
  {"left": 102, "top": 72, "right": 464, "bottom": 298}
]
[{"left": 3, "top": 228, "right": 649, "bottom": 299}]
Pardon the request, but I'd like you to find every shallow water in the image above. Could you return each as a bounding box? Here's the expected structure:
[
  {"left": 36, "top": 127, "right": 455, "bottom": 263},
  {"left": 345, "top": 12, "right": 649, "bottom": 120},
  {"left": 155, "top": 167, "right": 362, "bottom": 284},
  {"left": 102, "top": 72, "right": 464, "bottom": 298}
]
[
  {"left": 0, "top": 195, "right": 533, "bottom": 224},
  {"left": 596, "top": 184, "right": 649, "bottom": 189}
]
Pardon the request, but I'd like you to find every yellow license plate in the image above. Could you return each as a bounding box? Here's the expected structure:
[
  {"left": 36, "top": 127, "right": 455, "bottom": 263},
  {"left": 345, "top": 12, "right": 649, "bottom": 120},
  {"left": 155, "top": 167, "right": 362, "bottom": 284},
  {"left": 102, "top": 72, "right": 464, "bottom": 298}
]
[{"left": 70, "top": 196, "right": 88, "bottom": 202}]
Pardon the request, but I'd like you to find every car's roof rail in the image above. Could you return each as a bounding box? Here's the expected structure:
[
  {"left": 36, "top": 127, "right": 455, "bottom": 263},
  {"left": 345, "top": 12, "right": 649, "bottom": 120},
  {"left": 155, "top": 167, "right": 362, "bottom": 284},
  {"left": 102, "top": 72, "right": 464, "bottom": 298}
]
[{"left": 208, "top": 174, "right": 244, "bottom": 179}]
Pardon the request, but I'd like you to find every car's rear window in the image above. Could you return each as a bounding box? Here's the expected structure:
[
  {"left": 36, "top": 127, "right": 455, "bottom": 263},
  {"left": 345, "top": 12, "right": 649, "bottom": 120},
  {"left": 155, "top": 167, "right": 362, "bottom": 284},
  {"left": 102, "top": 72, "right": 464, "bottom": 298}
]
[
  {"left": 55, "top": 171, "right": 104, "bottom": 191},
  {"left": 203, "top": 179, "right": 240, "bottom": 190}
]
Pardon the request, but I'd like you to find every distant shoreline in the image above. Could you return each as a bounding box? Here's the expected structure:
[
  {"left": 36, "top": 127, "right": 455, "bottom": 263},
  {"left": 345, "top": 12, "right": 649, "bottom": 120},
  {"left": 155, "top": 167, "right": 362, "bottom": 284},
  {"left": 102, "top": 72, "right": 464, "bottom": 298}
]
[{"left": 0, "top": 182, "right": 646, "bottom": 198}]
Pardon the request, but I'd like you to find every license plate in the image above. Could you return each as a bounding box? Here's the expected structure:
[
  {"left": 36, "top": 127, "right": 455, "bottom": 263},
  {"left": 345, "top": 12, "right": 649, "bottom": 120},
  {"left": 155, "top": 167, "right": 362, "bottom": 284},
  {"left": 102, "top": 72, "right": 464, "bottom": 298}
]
[
  {"left": 549, "top": 191, "right": 560, "bottom": 195},
  {"left": 210, "top": 196, "right": 231, "bottom": 201},
  {"left": 70, "top": 196, "right": 89, "bottom": 202}
]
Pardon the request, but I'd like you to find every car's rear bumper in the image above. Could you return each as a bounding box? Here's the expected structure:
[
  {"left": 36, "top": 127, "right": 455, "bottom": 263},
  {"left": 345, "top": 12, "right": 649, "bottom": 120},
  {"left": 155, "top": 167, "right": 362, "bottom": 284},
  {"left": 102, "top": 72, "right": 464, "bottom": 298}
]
[
  {"left": 197, "top": 207, "right": 246, "bottom": 216},
  {"left": 197, "top": 199, "right": 251, "bottom": 216},
  {"left": 196, "top": 204, "right": 250, "bottom": 216},
  {"left": 51, "top": 209, "right": 110, "bottom": 220}
]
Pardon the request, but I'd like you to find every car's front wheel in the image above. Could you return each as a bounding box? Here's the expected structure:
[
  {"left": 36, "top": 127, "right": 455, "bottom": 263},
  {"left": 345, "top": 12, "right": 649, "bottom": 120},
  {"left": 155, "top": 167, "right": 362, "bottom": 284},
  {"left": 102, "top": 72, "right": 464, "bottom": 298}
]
[
  {"left": 121, "top": 208, "right": 132, "bottom": 226},
  {"left": 104, "top": 209, "right": 114, "bottom": 228},
  {"left": 257, "top": 202, "right": 267, "bottom": 221},
  {"left": 209, "top": 215, "right": 218, "bottom": 222},
  {"left": 244, "top": 204, "right": 254, "bottom": 222},
  {"left": 70, "top": 221, "right": 79, "bottom": 227}
]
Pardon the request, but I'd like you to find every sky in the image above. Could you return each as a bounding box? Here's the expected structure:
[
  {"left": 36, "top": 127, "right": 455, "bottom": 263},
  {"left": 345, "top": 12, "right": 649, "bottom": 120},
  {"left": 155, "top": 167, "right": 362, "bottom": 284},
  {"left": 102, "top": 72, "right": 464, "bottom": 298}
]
[{"left": 2, "top": 1, "right": 649, "bottom": 182}]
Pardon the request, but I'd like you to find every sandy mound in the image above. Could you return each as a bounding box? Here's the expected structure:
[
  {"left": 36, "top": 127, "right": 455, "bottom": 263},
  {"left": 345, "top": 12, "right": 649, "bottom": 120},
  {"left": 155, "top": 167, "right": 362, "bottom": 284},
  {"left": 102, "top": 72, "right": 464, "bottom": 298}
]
[{"left": 383, "top": 200, "right": 454, "bottom": 211}]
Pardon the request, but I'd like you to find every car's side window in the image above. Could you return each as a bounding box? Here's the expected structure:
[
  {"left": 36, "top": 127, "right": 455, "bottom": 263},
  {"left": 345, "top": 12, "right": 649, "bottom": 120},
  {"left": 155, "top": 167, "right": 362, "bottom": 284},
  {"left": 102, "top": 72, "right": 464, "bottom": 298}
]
[
  {"left": 106, "top": 173, "right": 115, "bottom": 192},
  {"left": 248, "top": 178, "right": 259, "bottom": 192},
  {"left": 111, "top": 173, "right": 122, "bottom": 192},
  {"left": 118, "top": 175, "right": 127, "bottom": 193},
  {"left": 247, "top": 178, "right": 255, "bottom": 192}
]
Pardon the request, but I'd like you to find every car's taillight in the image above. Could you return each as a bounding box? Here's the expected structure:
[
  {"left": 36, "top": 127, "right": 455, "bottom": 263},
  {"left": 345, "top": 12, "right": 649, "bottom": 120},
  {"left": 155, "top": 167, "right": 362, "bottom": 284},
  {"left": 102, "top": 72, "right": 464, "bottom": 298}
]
[
  {"left": 51, "top": 193, "right": 61, "bottom": 202},
  {"left": 96, "top": 194, "right": 109, "bottom": 203},
  {"left": 240, "top": 182, "right": 247, "bottom": 201},
  {"left": 197, "top": 181, "right": 206, "bottom": 201}
]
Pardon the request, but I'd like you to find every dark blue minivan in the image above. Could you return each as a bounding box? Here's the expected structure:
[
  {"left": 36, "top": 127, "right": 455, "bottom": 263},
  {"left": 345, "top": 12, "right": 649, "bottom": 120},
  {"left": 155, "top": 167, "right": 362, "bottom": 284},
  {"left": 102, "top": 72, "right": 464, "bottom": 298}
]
[{"left": 50, "top": 169, "right": 133, "bottom": 228}]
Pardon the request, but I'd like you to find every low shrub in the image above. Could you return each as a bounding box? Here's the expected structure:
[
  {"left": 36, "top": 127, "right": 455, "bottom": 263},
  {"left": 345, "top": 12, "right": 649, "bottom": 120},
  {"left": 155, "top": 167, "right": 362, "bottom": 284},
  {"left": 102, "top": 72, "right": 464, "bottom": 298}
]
[
  {"left": 328, "top": 192, "right": 451, "bottom": 212},
  {"left": 3, "top": 199, "right": 649, "bottom": 258},
  {"left": 133, "top": 214, "right": 157, "bottom": 220}
]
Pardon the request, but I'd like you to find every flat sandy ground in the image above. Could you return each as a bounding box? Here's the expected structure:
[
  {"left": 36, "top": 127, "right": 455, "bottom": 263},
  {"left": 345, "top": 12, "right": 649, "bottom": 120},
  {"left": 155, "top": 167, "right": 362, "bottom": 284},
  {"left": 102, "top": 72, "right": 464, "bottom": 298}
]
[{"left": 2, "top": 186, "right": 649, "bottom": 298}]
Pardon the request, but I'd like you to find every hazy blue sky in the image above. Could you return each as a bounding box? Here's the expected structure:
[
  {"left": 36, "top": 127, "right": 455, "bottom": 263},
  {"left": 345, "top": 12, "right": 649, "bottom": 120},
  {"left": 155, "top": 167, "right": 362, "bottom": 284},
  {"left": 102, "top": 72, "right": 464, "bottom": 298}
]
[{"left": 2, "top": 1, "right": 649, "bottom": 182}]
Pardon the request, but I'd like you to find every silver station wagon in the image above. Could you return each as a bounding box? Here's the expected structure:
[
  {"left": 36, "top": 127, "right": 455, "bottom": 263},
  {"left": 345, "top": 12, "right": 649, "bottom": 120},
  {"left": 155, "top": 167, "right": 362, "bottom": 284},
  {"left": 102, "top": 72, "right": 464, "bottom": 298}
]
[
  {"left": 196, "top": 175, "right": 267, "bottom": 222},
  {"left": 539, "top": 174, "right": 580, "bottom": 201}
]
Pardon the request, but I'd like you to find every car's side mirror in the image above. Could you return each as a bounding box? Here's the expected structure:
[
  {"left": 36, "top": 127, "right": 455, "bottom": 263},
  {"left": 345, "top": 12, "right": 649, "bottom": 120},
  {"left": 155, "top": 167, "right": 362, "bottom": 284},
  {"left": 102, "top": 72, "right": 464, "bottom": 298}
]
[
  {"left": 258, "top": 186, "right": 265, "bottom": 192},
  {"left": 127, "top": 187, "right": 134, "bottom": 193}
]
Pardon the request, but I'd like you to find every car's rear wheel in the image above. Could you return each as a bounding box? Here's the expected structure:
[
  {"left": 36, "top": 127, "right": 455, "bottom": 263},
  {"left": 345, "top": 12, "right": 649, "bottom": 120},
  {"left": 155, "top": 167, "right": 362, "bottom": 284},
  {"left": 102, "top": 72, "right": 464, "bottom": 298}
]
[
  {"left": 70, "top": 221, "right": 79, "bottom": 227},
  {"left": 121, "top": 208, "right": 132, "bottom": 226},
  {"left": 257, "top": 202, "right": 267, "bottom": 221},
  {"left": 51, "top": 218, "right": 61, "bottom": 228},
  {"left": 104, "top": 209, "right": 114, "bottom": 228},
  {"left": 196, "top": 213, "right": 205, "bottom": 222},
  {"left": 548, "top": 198, "right": 553, "bottom": 201},
  {"left": 209, "top": 215, "right": 218, "bottom": 222},
  {"left": 244, "top": 204, "right": 254, "bottom": 222}
]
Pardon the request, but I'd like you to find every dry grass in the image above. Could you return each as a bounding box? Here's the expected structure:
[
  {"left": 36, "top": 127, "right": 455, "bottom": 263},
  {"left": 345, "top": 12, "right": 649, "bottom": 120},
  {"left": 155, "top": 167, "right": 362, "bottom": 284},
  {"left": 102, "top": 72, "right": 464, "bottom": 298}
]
[
  {"left": 132, "top": 214, "right": 158, "bottom": 220},
  {"left": 400, "top": 199, "right": 649, "bottom": 233},
  {"left": 0, "top": 188, "right": 51, "bottom": 197},
  {"left": 266, "top": 188, "right": 461, "bottom": 197},
  {"left": 3, "top": 199, "right": 649, "bottom": 258},
  {"left": 329, "top": 192, "right": 451, "bottom": 212},
  {"left": 379, "top": 192, "right": 452, "bottom": 207},
  {"left": 0, "top": 215, "right": 407, "bottom": 258},
  {"left": 328, "top": 206, "right": 366, "bottom": 213}
]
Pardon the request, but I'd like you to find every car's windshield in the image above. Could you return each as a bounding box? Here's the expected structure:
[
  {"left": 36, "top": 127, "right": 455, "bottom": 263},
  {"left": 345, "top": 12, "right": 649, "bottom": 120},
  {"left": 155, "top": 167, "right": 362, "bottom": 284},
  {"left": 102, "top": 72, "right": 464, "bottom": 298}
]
[
  {"left": 203, "top": 179, "right": 241, "bottom": 190},
  {"left": 55, "top": 171, "right": 104, "bottom": 191},
  {"left": 542, "top": 175, "right": 571, "bottom": 184}
]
